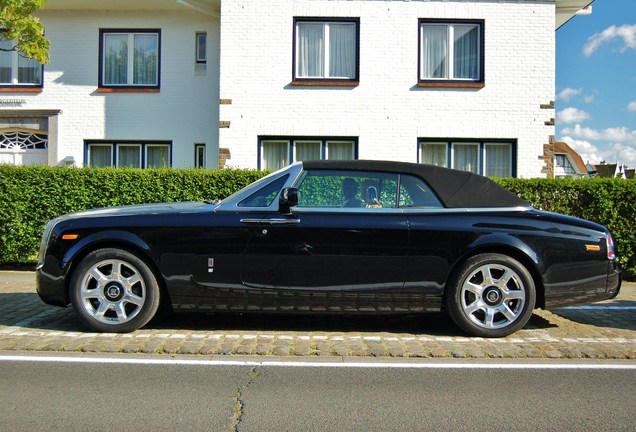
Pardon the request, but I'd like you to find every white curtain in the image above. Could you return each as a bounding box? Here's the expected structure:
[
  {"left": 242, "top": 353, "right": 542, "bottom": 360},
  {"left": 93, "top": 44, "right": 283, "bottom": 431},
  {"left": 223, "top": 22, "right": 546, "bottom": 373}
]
[
  {"left": 262, "top": 141, "right": 290, "bottom": 170},
  {"left": 454, "top": 25, "right": 479, "bottom": 79},
  {"left": 18, "top": 55, "right": 41, "bottom": 84},
  {"left": 329, "top": 23, "right": 356, "bottom": 78},
  {"left": 89, "top": 145, "right": 112, "bottom": 167},
  {"left": 421, "top": 25, "right": 448, "bottom": 79},
  {"left": 485, "top": 144, "right": 511, "bottom": 177},
  {"left": 118, "top": 145, "right": 141, "bottom": 167},
  {"left": 297, "top": 24, "right": 324, "bottom": 77},
  {"left": 0, "top": 40, "right": 13, "bottom": 83},
  {"left": 327, "top": 141, "right": 354, "bottom": 160},
  {"left": 295, "top": 141, "right": 321, "bottom": 161},
  {"left": 453, "top": 143, "right": 479, "bottom": 173},
  {"left": 147, "top": 145, "right": 169, "bottom": 168},
  {"left": 104, "top": 34, "right": 128, "bottom": 85},
  {"left": 133, "top": 34, "right": 158, "bottom": 85},
  {"left": 420, "top": 143, "right": 447, "bottom": 167}
]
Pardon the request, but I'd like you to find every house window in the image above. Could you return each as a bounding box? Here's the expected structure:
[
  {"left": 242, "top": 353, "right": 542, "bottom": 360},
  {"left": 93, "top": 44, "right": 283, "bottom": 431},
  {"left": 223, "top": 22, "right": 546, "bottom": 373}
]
[
  {"left": 419, "top": 20, "right": 484, "bottom": 86},
  {"left": 196, "top": 32, "right": 207, "bottom": 63},
  {"left": 85, "top": 140, "right": 171, "bottom": 168},
  {"left": 293, "top": 18, "right": 359, "bottom": 83},
  {"left": 99, "top": 30, "right": 160, "bottom": 88},
  {"left": 419, "top": 139, "right": 515, "bottom": 177},
  {"left": 195, "top": 143, "right": 206, "bottom": 168},
  {"left": 554, "top": 154, "right": 577, "bottom": 177},
  {"left": 259, "top": 137, "right": 357, "bottom": 170},
  {"left": 0, "top": 39, "right": 43, "bottom": 86}
]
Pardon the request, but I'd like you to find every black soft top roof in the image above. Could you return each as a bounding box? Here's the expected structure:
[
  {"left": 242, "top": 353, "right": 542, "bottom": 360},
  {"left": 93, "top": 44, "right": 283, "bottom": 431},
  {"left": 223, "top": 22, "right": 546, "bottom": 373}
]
[{"left": 301, "top": 160, "right": 529, "bottom": 208}]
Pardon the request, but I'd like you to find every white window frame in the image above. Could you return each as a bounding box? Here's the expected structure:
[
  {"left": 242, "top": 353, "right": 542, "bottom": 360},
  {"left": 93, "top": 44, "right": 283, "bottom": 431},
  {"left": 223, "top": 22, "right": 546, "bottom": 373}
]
[
  {"left": 260, "top": 137, "right": 357, "bottom": 170},
  {"left": 87, "top": 144, "right": 114, "bottom": 168},
  {"left": 419, "top": 139, "right": 515, "bottom": 177},
  {"left": 419, "top": 20, "right": 483, "bottom": 83},
  {"left": 195, "top": 143, "right": 206, "bottom": 168},
  {"left": 196, "top": 32, "right": 207, "bottom": 63},
  {"left": 294, "top": 19, "right": 359, "bottom": 81},
  {"left": 0, "top": 40, "right": 43, "bottom": 86},
  {"left": 100, "top": 30, "right": 160, "bottom": 88},
  {"left": 145, "top": 144, "right": 171, "bottom": 168},
  {"left": 116, "top": 144, "right": 142, "bottom": 168},
  {"left": 484, "top": 142, "right": 512, "bottom": 177}
]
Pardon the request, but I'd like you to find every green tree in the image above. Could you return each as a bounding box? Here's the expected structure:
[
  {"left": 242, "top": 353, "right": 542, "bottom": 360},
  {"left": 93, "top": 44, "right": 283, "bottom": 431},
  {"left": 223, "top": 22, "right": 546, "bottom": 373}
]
[{"left": 0, "top": 0, "right": 50, "bottom": 64}]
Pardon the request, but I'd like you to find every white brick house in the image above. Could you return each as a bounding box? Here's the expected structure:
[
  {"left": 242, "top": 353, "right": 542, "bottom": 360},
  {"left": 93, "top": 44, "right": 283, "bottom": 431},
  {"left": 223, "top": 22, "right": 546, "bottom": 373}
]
[{"left": 0, "top": 0, "right": 590, "bottom": 177}]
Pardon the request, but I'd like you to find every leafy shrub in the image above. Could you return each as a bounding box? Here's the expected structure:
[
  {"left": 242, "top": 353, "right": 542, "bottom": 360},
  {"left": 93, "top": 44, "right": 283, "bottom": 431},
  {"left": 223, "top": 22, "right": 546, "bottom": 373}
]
[{"left": 1, "top": 166, "right": 634, "bottom": 280}]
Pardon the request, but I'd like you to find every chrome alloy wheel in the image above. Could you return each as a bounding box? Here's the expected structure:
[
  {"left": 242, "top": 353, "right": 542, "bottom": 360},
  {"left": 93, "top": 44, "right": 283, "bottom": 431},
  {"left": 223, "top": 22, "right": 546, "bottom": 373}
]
[
  {"left": 79, "top": 258, "right": 147, "bottom": 325},
  {"left": 460, "top": 263, "right": 527, "bottom": 330}
]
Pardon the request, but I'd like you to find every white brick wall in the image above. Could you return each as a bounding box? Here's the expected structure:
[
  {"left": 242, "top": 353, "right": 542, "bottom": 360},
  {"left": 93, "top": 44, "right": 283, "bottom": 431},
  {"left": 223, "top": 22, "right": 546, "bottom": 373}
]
[
  {"left": 219, "top": 0, "right": 555, "bottom": 177},
  {"left": 19, "top": 9, "right": 220, "bottom": 168}
]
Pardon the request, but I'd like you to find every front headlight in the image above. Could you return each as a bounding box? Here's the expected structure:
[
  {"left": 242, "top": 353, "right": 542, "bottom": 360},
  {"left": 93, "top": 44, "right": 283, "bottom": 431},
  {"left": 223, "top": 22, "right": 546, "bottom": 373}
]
[{"left": 37, "top": 218, "right": 58, "bottom": 267}]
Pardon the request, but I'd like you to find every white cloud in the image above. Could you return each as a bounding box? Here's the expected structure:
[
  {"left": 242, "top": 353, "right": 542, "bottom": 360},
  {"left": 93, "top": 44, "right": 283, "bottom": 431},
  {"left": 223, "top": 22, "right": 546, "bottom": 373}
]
[
  {"left": 556, "top": 107, "right": 591, "bottom": 124},
  {"left": 628, "top": 101, "right": 636, "bottom": 112},
  {"left": 584, "top": 95, "right": 595, "bottom": 104},
  {"left": 583, "top": 24, "right": 636, "bottom": 56},
  {"left": 561, "top": 124, "right": 636, "bottom": 144},
  {"left": 557, "top": 87, "right": 581, "bottom": 101},
  {"left": 560, "top": 136, "right": 636, "bottom": 168}
]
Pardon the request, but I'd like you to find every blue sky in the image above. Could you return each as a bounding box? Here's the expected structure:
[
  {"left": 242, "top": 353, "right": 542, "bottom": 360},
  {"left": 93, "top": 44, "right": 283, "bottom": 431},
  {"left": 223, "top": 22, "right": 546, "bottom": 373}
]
[{"left": 556, "top": 0, "right": 636, "bottom": 168}]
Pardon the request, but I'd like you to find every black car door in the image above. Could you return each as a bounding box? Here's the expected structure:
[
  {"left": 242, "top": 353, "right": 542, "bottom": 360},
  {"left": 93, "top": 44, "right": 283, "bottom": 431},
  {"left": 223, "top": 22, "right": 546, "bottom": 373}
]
[{"left": 241, "top": 170, "right": 409, "bottom": 311}]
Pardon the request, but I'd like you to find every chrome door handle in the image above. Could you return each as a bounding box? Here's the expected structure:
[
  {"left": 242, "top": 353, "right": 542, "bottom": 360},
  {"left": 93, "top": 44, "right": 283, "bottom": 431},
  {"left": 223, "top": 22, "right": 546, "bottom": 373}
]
[{"left": 240, "top": 218, "right": 300, "bottom": 225}]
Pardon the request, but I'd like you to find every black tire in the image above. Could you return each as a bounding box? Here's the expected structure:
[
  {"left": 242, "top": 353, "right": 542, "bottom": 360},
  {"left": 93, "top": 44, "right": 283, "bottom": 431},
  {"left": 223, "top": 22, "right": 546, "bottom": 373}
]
[
  {"left": 70, "top": 248, "right": 161, "bottom": 333},
  {"left": 445, "top": 253, "right": 536, "bottom": 338}
]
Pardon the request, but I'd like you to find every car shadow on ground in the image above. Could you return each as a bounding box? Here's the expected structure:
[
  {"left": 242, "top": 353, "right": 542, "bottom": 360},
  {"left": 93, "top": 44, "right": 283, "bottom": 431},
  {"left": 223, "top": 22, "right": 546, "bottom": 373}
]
[{"left": 0, "top": 292, "right": 577, "bottom": 336}]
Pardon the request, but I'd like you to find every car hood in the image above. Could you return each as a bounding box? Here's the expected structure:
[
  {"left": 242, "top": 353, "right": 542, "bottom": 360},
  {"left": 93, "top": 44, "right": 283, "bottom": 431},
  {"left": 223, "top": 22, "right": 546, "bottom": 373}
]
[{"left": 59, "top": 202, "right": 213, "bottom": 220}]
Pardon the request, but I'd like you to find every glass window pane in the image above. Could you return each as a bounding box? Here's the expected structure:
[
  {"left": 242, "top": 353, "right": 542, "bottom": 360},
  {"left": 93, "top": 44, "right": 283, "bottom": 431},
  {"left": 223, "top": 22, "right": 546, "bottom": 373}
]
[
  {"left": 196, "top": 33, "right": 207, "bottom": 62},
  {"left": 329, "top": 23, "right": 356, "bottom": 78},
  {"left": 295, "top": 141, "right": 321, "bottom": 161},
  {"left": 327, "top": 141, "right": 354, "bottom": 160},
  {"left": 262, "top": 141, "right": 290, "bottom": 170},
  {"left": 117, "top": 145, "right": 141, "bottom": 167},
  {"left": 420, "top": 143, "right": 447, "bottom": 167},
  {"left": 0, "top": 40, "right": 14, "bottom": 83},
  {"left": 453, "top": 143, "right": 479, "bottom": 174},
  {"left": 18, "top": 55, "right": 41, "bottom": 84},
  {"left": 399, "top": 175, "right": 443, "bottom": 208},
  {"left": 104, "top": 34, "right": 128, "bottom": 85},
  {"left": 297, "top": 23, "right": 324, "bottom": 78},
  {"left": 133, "top": 34, "right": 158, "bottom": 85},
  {"left": 89, "top": 145, "right": 112, "bottom": 167},
  {"left": 454, "top": 25, "right": 479, "bottom": 79},
  {"left": 421, "top": 25, "right": 448, "bottom": 79},
  {"left": 485, "top": 144, "right": 511, "bottom": 177},
  {"left": 147, "top": 145, "right": 170, "bottom": 168}
]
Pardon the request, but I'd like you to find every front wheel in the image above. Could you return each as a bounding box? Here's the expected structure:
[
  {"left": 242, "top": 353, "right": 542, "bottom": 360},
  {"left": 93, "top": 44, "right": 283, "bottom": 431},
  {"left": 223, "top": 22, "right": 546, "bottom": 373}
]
[
  {"left": 445, "top": 253, "right": 536, "bottom": 338},
  {"left": 70, "top": 248, "right": 161, "bottom": 333}
]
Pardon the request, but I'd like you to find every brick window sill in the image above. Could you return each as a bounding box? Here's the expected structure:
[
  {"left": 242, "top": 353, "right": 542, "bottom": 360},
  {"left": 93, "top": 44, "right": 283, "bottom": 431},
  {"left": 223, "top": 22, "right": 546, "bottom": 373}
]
[
  {"left": 96, "top": 88, "right": 160, "bottom": 93},
  {"left": 417, "top": 82, "right": 485, "bottom": 89},
  {"left": 291, "top": 80, "right": 359, "bottom": 88},
  {"left": 0, "top": 87, "right": 43, "bottom": 93}
]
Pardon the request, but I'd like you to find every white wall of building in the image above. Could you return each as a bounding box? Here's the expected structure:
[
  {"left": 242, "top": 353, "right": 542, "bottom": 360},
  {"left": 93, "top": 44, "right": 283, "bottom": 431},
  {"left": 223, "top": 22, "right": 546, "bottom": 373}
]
[
  {"left": 11, "top": 9, "right": 220, "bottom": 168},
  {"left": 219, "top": 0, "right": 555, "bottom": 177}
]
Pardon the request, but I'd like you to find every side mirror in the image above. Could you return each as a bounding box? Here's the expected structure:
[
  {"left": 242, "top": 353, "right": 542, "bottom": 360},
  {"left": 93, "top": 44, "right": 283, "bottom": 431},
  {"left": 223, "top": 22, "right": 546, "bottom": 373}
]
[{"left": 279, "top": 187, "right": 298, "bottom": 214}]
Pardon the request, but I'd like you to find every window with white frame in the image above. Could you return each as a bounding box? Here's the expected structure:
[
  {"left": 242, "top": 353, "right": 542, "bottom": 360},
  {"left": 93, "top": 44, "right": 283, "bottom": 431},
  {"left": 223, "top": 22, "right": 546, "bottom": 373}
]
[
  {"left": 293, "top": 18, "right": 359, "bottom": 82},
  {"left": 99, "top": 30, "right": 160, "bottom": 88},
  {"left": 85, "top": 141, "right": 171, "bottom": 168},
  {"left": 195, "top": 143, "right": 206, "bottom": 168},
  {"left": 259, "top": 137, "right": 357, "bottom": 170},
  {"left": 419, "top": 20, "right": 483, "bottom": 84},
  {"left": 0, "top": 39, "right": 43, "bottom": 86},
  {"left": 196, "top": 32, "right": 207, "bottom": 63},
  {"left": 419, "top": 139, "right": 515, "bottom": 177}
]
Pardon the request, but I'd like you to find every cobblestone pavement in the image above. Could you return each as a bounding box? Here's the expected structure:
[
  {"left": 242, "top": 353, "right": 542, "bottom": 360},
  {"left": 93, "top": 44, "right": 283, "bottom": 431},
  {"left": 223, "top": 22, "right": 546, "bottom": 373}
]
[{"left": 1, "top": 271, "right": 634, "bottom": 359}]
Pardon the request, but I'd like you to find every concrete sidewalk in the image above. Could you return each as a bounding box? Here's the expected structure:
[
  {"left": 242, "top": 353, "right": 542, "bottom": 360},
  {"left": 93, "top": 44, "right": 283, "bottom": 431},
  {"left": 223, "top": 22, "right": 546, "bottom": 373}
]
[{"left": 1, "top": 271, "right": 634, "bottom": 359}]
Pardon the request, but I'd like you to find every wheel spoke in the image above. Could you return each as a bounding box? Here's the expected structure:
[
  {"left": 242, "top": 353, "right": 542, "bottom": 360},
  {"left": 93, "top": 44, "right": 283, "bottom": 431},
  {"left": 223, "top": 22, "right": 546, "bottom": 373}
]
[
  {"left": 464, "top": 281, "right": 484, "bottom": 297},
  {"left": 114, "top": 302, "right": 128, "bottom": 321},
  {"left": 495, "top": 269, "right": 513, "bottom": 289},
  {"left": 124, "top": 292, "right": 144, "bottom": 307},
  {"left": 92, "top": 301, "right": 111, "bottom": 319},
  {"left": 503, "top": 289, "right": 525, "bottom": 301},
  {"left": 464, "top": 299, "right": 485, "bottom": 316},
  {"left": 498, "top": 303, "right": 518, "bottom": 322},
  {"left": 89, "top": 267, "right": 109, "bottom": 287},
  {"left": 483, "top": 307, "right": 496, "bottom": 328}
]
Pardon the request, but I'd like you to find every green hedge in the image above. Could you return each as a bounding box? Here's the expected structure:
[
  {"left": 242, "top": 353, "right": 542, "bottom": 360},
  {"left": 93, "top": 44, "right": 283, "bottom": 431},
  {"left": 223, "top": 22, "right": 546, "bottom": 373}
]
[{"left": 1, "top": 165, "right": 634, "bottom": 280}]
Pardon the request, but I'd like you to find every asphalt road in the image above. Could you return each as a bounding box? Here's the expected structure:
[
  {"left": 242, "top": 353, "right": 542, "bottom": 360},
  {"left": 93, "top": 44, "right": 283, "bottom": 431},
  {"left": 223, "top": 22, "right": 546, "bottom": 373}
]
[{"left": 1, "top": 355, "right": 635, "bottom": 431}]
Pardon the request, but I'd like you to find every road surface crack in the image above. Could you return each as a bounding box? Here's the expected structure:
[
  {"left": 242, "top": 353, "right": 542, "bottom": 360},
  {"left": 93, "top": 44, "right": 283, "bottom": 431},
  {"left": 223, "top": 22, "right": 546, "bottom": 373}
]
[{"left": 229, "top": 366, "right": 261, "bottom": 431}]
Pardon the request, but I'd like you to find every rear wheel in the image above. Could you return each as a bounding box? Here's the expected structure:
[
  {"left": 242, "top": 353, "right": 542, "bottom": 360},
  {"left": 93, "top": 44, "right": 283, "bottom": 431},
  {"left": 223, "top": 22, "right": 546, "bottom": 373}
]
[
  {"left": 446, "top": 253, "right": 536, "bottom": 338},
  {"left": 70, "top": 248, "right": 160, "bottom": 333}
]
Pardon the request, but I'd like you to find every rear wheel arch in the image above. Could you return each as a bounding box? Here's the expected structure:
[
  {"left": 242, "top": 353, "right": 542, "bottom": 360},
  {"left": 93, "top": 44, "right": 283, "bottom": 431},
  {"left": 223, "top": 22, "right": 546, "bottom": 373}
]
[{"left": 445, "top": 245, "right": 545, "bottom": 309}]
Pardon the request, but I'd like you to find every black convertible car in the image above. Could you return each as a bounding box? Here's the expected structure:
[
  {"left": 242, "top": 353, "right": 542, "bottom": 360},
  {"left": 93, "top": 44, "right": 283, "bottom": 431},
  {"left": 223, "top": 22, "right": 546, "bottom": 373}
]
[{"left": 36, "top": 160, "right": 621, "bottom": 337}]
